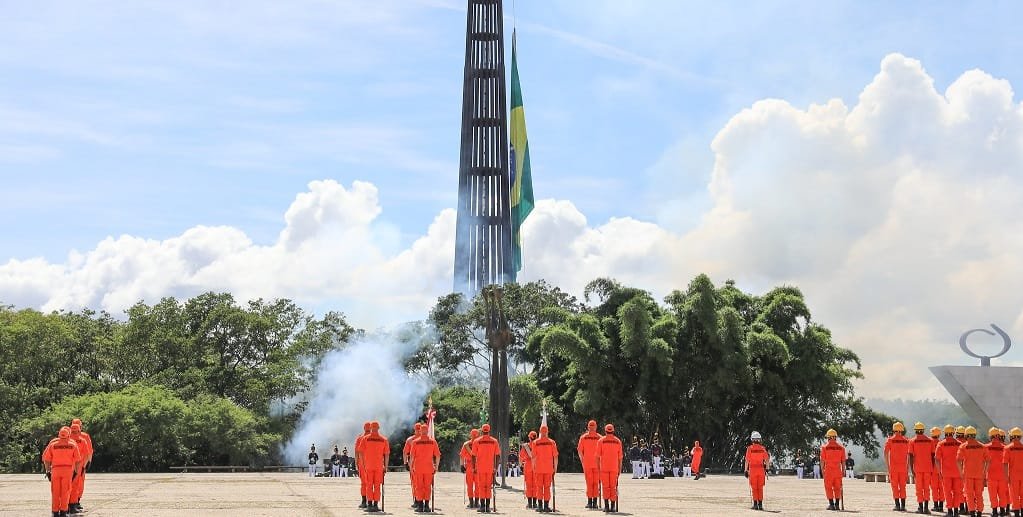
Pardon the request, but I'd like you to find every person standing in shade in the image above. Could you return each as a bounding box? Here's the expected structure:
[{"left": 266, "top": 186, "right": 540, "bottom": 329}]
[
  {"left": 331, "top": 445, "right": 343, "bottom": 478},
  {"left": 598, "top": 423, "right": 623, "bottom": 514},
  {"left": 744, "top": 431, "right": 770, "bottom": 511},
  {"left": 651, "top": 434, "right": 663, "bottom": 476},
  {"left": 886, "top": 421, "right": 912, "bottom": 511},
  {"left": 813, "top": 455, "right": 822, "bottom": 480},
  {"left": 339, "top": 447, "right": 351, "bottom": 477},
  {"left": 845, "top": 453, "right": 855, "bottom": 479},
  {"left": 683, "top": 447, "right": 693, "bottom": 477},
  {"left": 909, "top": 422, "right": 936, "bottom": 514},
  {"left": 796, "top": 453, "right": 805, "bottom": 479},
  {"left": 639, "top": 440, "right": 651, "bottom": 479},
  {"left": 821, "top": 428, "right": 847, "bottom": 511},
  {"left": 628, "top": 439, "right": 641, "bottom": 479},
  {"left": 308, "top": 445, "right": 320, "bottom": 477}
]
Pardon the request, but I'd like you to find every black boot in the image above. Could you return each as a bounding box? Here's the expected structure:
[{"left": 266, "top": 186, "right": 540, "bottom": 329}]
[
  {"left": 756, "top": 501, "right": 763, "bottom": 510},
  {"left": 359, "top": 496, "right": 367, "bottom": 508},
  {"left": 903, "top": 499, "right": 908, "bottom": 511},
  {"left": 544, "top": 500, "right": 551, "bottom": 513},
  {"left": 423, "top": 501, "right": 431, "bottom": 513},
  {"left": 604, "top": 499, "right": 611, "bottom": 513},
  {"left": 612, "top": 500, "right": 618, "bottom": 513}
]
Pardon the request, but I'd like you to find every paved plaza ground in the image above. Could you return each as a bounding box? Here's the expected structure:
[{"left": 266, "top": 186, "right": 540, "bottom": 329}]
[{"left": 1, "top": 472, "right": 927, "bottom": 516}]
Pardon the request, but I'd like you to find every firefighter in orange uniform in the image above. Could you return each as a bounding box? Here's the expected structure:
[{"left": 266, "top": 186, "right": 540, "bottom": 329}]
[
  {"left": 987, "top": 428, "right": 1010, "bottom": 517},
  {"left": 937, "top": 424, "right": 964, "bottom": 515},
  {"left": 957, "top": 426, "right": 988, "bottom": 517},
  {"left": 532, "top": 424, "right": 559, "bottom": 513},
  {"left": 931, "top": 427, "right": 946, "bottom": 514},
  {"left": 744, "top": 431, "right": 770, "bottom": 511},
  {"left": 361, "top": 421, "right": 390, "bottom": 513},
  {"left": 692, "top": 440, "right": 704, "bottom": 480},
  {"left": 403, "top": 423, "right": 423, "bottom": 509},
  {"left": 577, "top": 420, "right": 602, "bottom": 509},
  {"left": 909, "top": 422, "right": 936, "bottom": 514},
  {"left": 597, "top": 423, "right": 623, "bottom": 513},
  {"left": 1004, "top": 427, "right": 1023, "bottom": 517},
  {"left": 355, "top": 421, "right": 371, "bottom": 509},
  {"left": 957, "top": 425, "right": 968, "bottom": 513},
  {"left": 821, "top": 428, "right": 847, "bottom": 511},
  {"left": 460, "top": 428, "right": 480, "bottom": 509},
  {"left": 42, "top": 426, "right": 82, "bottom": 517},
  {"left": 409, "top": 424, "right": 441, "bottom": 513},
  {"left": 68, "top": 419, "right": 93, "bottom": 514},
  {"left": 67, "top": 424, "right": 92, "bottom": 514},
  {"left": 472, "top": 423, "right": 500, "bottom": 513},
  {"left": 522, "top": 430, "right": 537, "bottom": 509},
  {"left": 886, "top": 421, "right": 912, "bottom": 511}
]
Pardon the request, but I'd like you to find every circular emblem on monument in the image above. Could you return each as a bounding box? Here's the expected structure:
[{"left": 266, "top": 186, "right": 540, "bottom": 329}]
[{"left": 959, "top": 324, "right": 1011, "bottom": 366}]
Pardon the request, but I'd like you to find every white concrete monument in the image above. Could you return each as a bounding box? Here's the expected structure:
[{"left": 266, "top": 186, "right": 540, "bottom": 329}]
[{"left": 930, "top": 324, "right": 1021, "bottom": 431}]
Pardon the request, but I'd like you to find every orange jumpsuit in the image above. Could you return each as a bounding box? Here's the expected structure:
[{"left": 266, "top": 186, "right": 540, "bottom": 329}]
[
  {"left": 69, "top": 427, "right": 92, "bottom": 507},
  {"left": 597, "top": 433, "right": 623, "bottom": 502},
  {"left": 532, "top": 435, "right": 559, "bottom": 503},
  {"left": 908, "top": 434, "right": 935, "bottom": 505},
  {"left": 70, "top": 421, "right": 93, "bottom": 508},
  {"left": 42, "top": 435, "right": 81, "bottom": 513},
  {"left": 1004, "top": 439, "right": 1023, "bottom": 509},
  {"left": 691, "top": 441, "right": 704, "bottom": 476},
  {"left": 403, "top": 432, "right": 418, "bottom": 500},
  {"left": 930, "top": 435, "right": 944, "bottom": 507},
  {"left": 936, "top": 436, "right": 963, "bottom": 508},
  {"left": 987, "top": 438, "right": 1009, "bottom": 512},
  {"left": 355, "top": 430, "right": 369, "bottom": 499},
  {"left": 521, "top": 441, "right": 534, "bottom": 502},
  {"left": 361, "top": 431, "right": 390, "bottom": 505},
  {"left": 409, "top": 434, "right": 441, "bottom": 502},
  {"left": 577, "top": 430, "right": 602, "bottom": 499},
  {"left": 958, "top": 438, "right": 988, "bottom": 513},
  {"left": 821, "top": 439, "right": 846, "bottom": 501},
  {"left": 745, "top": 443, "right": 769, "bottom": 502},
  {"left": 885, "top": 432, "right": 910, "bottom": 502},
  {"left": 472, "top": 433, "right": 500, "bottom": 500},
  {"left": 460, "top": 439, "right": 477, "bottom": 501}
]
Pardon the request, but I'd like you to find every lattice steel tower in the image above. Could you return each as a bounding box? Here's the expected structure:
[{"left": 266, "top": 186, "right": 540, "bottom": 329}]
[{"left": 453, "top": 0, "right": 514, "bottom": 297}]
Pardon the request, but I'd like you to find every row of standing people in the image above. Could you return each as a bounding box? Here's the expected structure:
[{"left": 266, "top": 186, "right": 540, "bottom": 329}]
[
  {"left": 883, "top": 421, "right": 1023, "bottom": 517},
  {"left": 742, "top": 428, "right": 850, "bottom": 512},
  {"left": 305, "top": 444, "right": 354, "bottom": 477},
  {"left": 40, "top": 419, "right": 94, "bottom": 517},
  {"left": 627, "top": 437, "right": 705, "bottom": 479}
]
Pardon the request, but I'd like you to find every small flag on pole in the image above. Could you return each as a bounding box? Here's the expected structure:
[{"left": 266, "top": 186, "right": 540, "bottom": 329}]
[{"left": 426, "top": 397, "right": 437, "bottom": 440}]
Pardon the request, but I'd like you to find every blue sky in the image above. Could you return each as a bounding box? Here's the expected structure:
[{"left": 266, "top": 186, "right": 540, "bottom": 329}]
[
  {"left": 4, "top": 0, "right": 1020, "bottom": 261},
  {"left": 5, "top": 1, "right": 1023, "bottom": 398}
]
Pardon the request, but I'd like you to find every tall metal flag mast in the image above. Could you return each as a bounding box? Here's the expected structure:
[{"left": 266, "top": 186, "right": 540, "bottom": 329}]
[{"left": 454, "top": 0, "right": 514, "bottom": 297}]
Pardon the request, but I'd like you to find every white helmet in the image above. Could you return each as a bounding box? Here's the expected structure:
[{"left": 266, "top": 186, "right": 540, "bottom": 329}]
[{"left": 750, "top": 431, "right": 762, "bottom": 441}]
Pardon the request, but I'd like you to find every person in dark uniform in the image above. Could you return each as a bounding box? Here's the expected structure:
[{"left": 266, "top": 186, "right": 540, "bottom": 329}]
[
  {"left": 640, "top": 440, "right": 652, "bottom": 479},
  {"left": 651, "top": 436, "right": 664, "bottom": 476},
  {"left": 308, "top": 444, "right": 320, "bottom": 477},
  {"left": 340, "top": 447, "right": 351, "bottom": 477},
  {"left": 845, "top": 452, "right": 855, "bottom": 479},
  {"left": 683, "top": 448, "right": 693, "bottom": 477},
  {"left": 331, "top": 445, "right": 343, "bottom": 477},
  {"left": 629, "top": 439, "right": 641, "bottom": 478},
  {"left": 507, "top": 449, "right": 520, "bottom": 477},
  {"left": 795, "top": 453, "right": 805, "bottom": 479}
]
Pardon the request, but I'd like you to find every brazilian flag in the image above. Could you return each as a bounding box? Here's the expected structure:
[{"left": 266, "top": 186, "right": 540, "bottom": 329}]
[{"left": 509, "top": 30, "right": 534, "bottom": 276}]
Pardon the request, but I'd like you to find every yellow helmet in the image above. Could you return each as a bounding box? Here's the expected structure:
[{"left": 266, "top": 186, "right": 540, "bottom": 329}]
[
  {"left": 956, "top": 425, "right": 966, "bottom": 435},
  {"left": 893, "top": 422, "right": 905, "bottom": 433},
  {"left": 943, "top": 424, "right": 955, "bottom": 434},
  {"left": 989, "top": 427, "right": 1000, "bottom": 438},
  {"left": 965, "top": 426, "right": 977, "bottom": 436},
  {"left": 913, "top": 422, "right": 925, "bottom": 432},
  {"left": 1011, "top": 427, "right": 1023, "bottom": 438},
  {"left": 930, "top": 427, "right": 941, "bottom": 437},
  {"left": 826, "top": 428, "right": 838, "bottom": 438}
]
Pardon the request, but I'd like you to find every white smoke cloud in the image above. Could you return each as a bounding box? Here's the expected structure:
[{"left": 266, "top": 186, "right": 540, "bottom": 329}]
[
  {"left": 282, "top": 332, "right": 429, "bottom": 464},
  {"left": 4, "top": 54, "right": 1023, "bottom": 400}
]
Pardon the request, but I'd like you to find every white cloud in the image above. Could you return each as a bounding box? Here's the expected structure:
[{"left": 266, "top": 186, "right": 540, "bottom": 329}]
[{"left": 4, "top": 54, "right": 1023, "bottom": 400}]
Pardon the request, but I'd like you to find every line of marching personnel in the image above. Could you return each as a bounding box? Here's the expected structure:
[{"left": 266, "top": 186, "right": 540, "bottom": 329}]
[
  {"left": 882, "top": 421, "right": 1023, "bottom": 517},
  {"left": 40, "top": 419, "right": 94, "bottom": 517}
]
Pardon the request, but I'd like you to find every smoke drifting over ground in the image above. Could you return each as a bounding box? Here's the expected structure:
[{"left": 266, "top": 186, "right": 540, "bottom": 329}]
[{"left": 282, "top": 331, "right": 430, "bottom": 464}]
